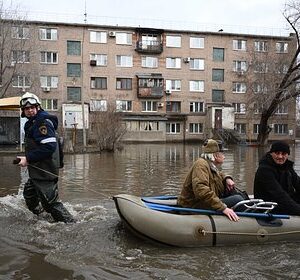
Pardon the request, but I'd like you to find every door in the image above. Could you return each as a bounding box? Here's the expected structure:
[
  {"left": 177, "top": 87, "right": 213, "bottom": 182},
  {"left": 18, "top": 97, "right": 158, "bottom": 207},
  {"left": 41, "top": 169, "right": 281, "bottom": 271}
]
[{"left": 214, "top": 109, "right": 222, "bottom": 129}]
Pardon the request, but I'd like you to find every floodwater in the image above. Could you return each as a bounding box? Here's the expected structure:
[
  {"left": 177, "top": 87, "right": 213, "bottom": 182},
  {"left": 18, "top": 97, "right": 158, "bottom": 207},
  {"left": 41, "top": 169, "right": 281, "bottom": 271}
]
[{"left": 1, "top": 143, "right": 300, "bottom": 280}]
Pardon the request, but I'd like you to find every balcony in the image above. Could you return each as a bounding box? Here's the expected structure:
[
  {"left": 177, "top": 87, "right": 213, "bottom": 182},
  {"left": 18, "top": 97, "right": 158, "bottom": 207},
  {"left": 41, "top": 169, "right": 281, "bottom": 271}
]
[
  {"left": 138, "top": 87, "right": 163, "bottom": 98},
  {"left": 136, "top": 40, "right": 163, "bottom": 54}
]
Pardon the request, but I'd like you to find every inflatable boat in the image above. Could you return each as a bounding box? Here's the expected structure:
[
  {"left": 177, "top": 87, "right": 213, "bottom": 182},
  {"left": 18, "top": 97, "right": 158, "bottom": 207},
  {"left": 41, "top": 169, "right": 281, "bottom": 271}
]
[{"left": 113, "top": 194, "right": 300, "bottom": 247}]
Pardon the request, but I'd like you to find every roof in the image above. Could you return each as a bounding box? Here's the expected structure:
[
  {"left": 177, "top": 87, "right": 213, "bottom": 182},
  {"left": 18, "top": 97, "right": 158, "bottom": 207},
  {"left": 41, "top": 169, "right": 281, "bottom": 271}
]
[{"left": 0, "top": 96, "right": 21, "bottom": 110}]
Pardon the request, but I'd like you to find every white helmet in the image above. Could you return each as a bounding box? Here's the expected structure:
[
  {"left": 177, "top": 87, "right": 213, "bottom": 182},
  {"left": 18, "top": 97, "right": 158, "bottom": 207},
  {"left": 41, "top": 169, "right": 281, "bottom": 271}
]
[{"left": 20, "top": 92, "right": 41, "bottom": 108}]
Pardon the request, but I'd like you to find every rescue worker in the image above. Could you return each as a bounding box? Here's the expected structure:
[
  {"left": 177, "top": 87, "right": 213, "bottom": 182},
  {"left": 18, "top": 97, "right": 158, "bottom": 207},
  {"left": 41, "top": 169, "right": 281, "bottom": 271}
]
[{"left": 17, "top": 92, "right": 75, "bottom": 223}]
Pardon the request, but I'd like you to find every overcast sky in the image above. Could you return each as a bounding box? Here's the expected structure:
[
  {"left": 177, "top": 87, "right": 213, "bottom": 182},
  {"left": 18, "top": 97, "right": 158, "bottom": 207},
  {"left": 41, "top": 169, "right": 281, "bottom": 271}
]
[{"left": 9, "top": 0, "right": 291, "bottom": 35}]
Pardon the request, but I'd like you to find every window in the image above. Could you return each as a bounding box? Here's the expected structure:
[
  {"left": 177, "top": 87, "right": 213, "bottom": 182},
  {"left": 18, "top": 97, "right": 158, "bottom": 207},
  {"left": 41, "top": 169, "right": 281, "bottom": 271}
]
[
  {"left": 90, "top": 31, "right": 107, "bottom": 43},
  {"left": 116, "top": 78, "right": 132, "bottom": 90},
  {"left": 166, "top": 122, "right": 180, "bottom": 134},
  {"left": 232, "top": 82, "right": 246, "bottom": 93},
  {"left": 39, "top": 28, "right": 57, "bottom": 40},
  {"left": 166, "top": 35, "right": 181, "bottom": 47},
  {"left": 116, "top": 55, "right": 133, "bottom": 67},
  {"left": 189, "top": 80, "right": 204, "bottom": 92},
  {"left": 234, "top": 123, "right": 246, "bottom": 134},
  {"left": 165, "top": 79, "right": 181, "bottom": 91},
  {"left": 190, "top": 58, "right": 204, "bottom": 70},
  {"left": 276, "top": 42, "right": 288, "bottom": 53},
  {"left": 40, "top": 51, "right": 58, "bottom": 64},
  {"left": 90, "top": 99, "right": 107, "bottom": 111},
  {"left": 189, "top": 123, "right": 203, "bottom": 134},
  {"left": 141, "top": 56, "right": 158, "bottom": 68},
  {"left": 12, "top": 50, "right": 30, "bottom": 63},
  {"left": 212, "top": 89, "right": 224, "bottom": 102},
  {"left": 140, "top": 121, "right": 159, "bottom": 131},
  {"left": 254, "top": 62, "right": 268, "bottom": 73},
  {"left": 253, "top": 83, "right": 268, "bottom": 94},
  {"left": 12, "top": 75, "right": 30, "bottom": 88},
  {"left": 138, "top": 78, "right": 163, "bottom": 88},
  {"left": 40, "top": 76, "right": 58, "bottom": 88},
  {"left": 275, "top": 103, "right": 288, "bottom": 114},
  {"left": 190, "top": 102, "right": 204, "bottom": 113},
  {"left": 255, "top": 41, "right": 268, "bottom": 52},
  {"left": 90, "top": 77, "right": 107, "bottom": 89},
  {"left": 277, "top": 64, "right": 289, "bottom": 74},
  {"left": 166, "top": 57, "right": 181, "bottom": 69},
  {"left": 41, "top": 99, "right": 58, "bottom": 110},
  {"left": 233, "top": 39, "right": 246, "bottom": 51},
  {"left": 166, "top": 101, "right": 181, "bottom": 112},
  {"left": 233, "top": 60, "right": 247, "bottom": 72},
  {"left": 190, "top": 37, "right": 204, "bottom": 48},
  {"left": 116, "top": 32, "right": 132, "bottom": 45},
  {"left": 254, "top": 103, "right": 264, "bottom": 114},
  {"left": 253, "top": 124, "right": 260, "bottom": 134},
  {"left": 67, "top": 41, "right": 81, "bottom": 56},
  {"left": 274, "top": 124, "right": 288, "bottom": 134},
  {"left": 90, "top": 54, "right": 107, "bottom": 66},
  {"left": 67, "top": 63, "right": 81, "bottom": 77},
  {"left": 67, "top": 87, "right": 81, "bottom": 101},
  {"left": 116, "top": 100, "right": 132, "bottom": 112},
  {"left": 212, "top": 69, "right": 224, "bottom": 82},
  {"left": 141, "top": 101, "right": 157, "bottom": 112},
  {"left": 213, "top": 48, "right": 224, "bottom": 61},
  {"left": 12, "top": 26, "right": 29, "bottom": 39},
  {"left": 232, "top": 103, "right": 246, "bottom": 114}
]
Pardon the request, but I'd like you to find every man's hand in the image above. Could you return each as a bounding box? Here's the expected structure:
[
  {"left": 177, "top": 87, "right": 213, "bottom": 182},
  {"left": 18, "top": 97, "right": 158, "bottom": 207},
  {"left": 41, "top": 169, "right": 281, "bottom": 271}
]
[
  {"left": 225, "top": 178, "right": 235, "bottom": 192},
  {"left": 17, "top": 156, "right": 28, "bottom": 167},
  {"left": 223, "top": 207, "right": 239, "bottom": 221}
]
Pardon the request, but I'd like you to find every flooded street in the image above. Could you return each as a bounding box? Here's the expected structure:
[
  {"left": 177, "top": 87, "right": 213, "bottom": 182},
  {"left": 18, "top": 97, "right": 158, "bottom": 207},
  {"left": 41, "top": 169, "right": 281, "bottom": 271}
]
[{"left": 1, "top": 143, "right": 300, "bottom": 279}]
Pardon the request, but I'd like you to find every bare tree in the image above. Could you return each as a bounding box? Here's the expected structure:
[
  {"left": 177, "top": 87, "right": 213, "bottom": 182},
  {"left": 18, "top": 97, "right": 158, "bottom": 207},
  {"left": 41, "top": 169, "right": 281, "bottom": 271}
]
[
  {"left": 251, "top": 0, "right": 300, "bottom": 145},
  {"left": 0, "top": 2, "right": 38, "bottom": 98},
  {"left": 89, "top": 104, "right": 127, "bottom": 152}
]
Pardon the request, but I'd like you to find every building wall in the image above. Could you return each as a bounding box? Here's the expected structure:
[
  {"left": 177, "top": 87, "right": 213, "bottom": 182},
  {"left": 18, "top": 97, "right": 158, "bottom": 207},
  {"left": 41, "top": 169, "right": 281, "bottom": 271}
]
[{"left": 0, "top": 20, "right": 297, "bottom": 144}]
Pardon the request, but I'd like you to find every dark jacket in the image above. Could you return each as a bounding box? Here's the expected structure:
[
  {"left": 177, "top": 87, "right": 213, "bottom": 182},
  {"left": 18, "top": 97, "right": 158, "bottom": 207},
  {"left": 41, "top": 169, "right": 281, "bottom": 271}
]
[
  {"left": 178, "top": 158, "right": 228, "bottom": 211},
  {"left": 254, "top": 153, "right": 300, "bottom": 215},
  {"left": 24, "top": 110, "right": 60, "bottom": 181}
]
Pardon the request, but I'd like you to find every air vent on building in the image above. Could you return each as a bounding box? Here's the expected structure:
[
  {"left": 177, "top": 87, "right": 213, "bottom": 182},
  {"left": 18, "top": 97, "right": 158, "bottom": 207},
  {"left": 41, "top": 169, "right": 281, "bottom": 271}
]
[
  {"left": 108, "top": 31, "right": 116, "bottom": 37},
  {"left": 165, "top": 89, "right": 171, "bottom": 95},
  {"left": 158, "top": 102, "right": 164, "bottom": 108}
]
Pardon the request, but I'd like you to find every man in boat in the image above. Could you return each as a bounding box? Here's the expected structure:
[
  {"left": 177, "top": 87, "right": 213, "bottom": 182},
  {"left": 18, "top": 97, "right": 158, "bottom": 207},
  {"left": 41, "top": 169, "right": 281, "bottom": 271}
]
[
  {"left": 178, "top": 139, "right": 244, "bottom": 221},
  {"left": 16, "top": 92, "right": 75, "bottom": 223},
  {"left": 254, "top": 141, "right": 300, "bottom": 215}
]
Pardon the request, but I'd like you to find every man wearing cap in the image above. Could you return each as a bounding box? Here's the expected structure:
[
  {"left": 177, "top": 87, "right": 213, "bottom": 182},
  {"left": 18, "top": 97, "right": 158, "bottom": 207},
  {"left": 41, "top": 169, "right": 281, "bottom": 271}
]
[
  {"left": 178, "top": 139, "right": 244, "bottom": 221},
  {"left": 17, "top": 92, "right": 75, "bottom": 223},
  {"left": 254, "top": 141, "right": 300, "bottom": 215}
]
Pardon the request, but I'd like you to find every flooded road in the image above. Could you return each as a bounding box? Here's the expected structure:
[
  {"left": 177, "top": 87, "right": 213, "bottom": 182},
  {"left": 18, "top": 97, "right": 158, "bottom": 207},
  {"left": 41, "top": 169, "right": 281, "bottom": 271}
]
[{"left": 1, "top": 143, "right": 300, "bottom": 279}]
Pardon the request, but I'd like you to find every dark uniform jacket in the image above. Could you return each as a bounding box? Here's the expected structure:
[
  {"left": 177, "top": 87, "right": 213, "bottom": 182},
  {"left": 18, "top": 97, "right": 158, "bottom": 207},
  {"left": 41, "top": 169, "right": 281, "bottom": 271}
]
[
  {"left": 178, "top": 158, "right": 229, "bottom": 211},
  {"left": 254, "top": 153, "right": 300, "bottom": 215},
  {"left": 24, "top": 110, "right": 60, "bottom": 181}
]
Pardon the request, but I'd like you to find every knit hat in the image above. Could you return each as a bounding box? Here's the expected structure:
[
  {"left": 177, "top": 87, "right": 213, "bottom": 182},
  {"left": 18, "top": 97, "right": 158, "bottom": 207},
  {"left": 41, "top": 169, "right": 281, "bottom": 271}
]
[
  {"left": 202, "top": 139, "right": 224, "bottom": 153},
  {"left": 270, "top": 141, "right": 290, "bottom": 155}
]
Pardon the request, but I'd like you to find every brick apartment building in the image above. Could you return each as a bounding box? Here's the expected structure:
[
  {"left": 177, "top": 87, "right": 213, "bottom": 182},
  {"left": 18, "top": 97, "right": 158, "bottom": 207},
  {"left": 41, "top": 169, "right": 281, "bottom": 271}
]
[{"left": 0, "top": 20, "right": 297, "bottom": 144}]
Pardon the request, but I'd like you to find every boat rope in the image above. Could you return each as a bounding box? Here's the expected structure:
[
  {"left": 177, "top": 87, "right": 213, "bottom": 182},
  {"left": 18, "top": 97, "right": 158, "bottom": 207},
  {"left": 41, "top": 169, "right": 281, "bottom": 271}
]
[
  {"left": 21, "top": 164, "right": 110, "bottom": 199},
  {"left": 200, "top": 229, "right": 300, "bottom": 237}
]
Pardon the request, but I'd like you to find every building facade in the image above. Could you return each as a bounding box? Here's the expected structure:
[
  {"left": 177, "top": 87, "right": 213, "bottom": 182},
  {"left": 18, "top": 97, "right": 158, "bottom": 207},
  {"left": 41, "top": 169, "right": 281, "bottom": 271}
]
[{"left": 0, "top": 20, "right": 297, "bottom": 144}]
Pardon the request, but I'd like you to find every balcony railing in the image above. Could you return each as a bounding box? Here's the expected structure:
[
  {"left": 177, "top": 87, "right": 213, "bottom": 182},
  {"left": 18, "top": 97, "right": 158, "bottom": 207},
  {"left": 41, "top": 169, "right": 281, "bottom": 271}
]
[{"left": 136, "top": 40, "right": 163, "bottom": 54}]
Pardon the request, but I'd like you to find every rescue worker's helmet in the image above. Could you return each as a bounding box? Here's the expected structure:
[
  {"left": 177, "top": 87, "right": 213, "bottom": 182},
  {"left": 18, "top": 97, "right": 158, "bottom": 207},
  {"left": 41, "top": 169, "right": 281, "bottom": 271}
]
[{"left": 20, "top": 92, "right": 41, "bottom": 109}]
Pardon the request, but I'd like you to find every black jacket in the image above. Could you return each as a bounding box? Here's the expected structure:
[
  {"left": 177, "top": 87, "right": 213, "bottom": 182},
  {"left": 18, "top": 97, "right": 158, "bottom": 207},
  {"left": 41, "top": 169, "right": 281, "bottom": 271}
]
[{"left": 254, "top": 153, "right": 300, "bottom": 215}]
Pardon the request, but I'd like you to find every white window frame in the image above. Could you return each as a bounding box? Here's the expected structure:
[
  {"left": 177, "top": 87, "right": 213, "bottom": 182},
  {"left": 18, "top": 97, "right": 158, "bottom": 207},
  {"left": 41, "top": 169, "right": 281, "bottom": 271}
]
[
  {"left": 190, "top": 58, "right": 204, "bottom": 70},
  {"left": 141, "top": 101, "right": 157, "bottom": 112},
  {"left": 90, "top": 54, "right": 107, "bottom": 66},
  {"left": 233, "top": 103, "right": 246, "bottom": 114},
  {"left": 116, "top": 100, "right": 132, "bottom": 112},
  {"left": 275, "top": 103, "right": 288, "bottom": 115},
  {"left": 141, "top": 56, "right": 158, "bottom": 68},
  {"left": 165, "top": 79, "right": 181, "bottom": 91},
  {"left": 12, "top": 50, "right": 30, "bottom": 63},
  {"left": 255, "top": 41, "right": 268, "bottom": 52},
  {"left": 276, "top": 42, "right": 288, "bottom": 53},
  {"left": 166, "top": 122, "right": 181, "bottom": 134},
  {"left": 90, "top": 99, "right": 107, "bottom": 111},
  {"left": 116, "top": 32, "right": 132, "bottom": 45},
  {"left": 40, "top": 51, "right": 58, "bottom": 64},
  {"left": 233, "top": 39, "right": 246, "bottom": 51},
  {"left": 189, "top": 123, "right": 203, "bottom": 134},
  {"left": 274, "top": 124, "right": 288, "bottom": 134},
  {"left": 40, "top": 76, "right": 58, "bottom": 88},
  {"left": 166, "top": 35, "right": 181, "bottom": 48},
  {"left": 166, "top": 57, "right": 181, "bottom": 69},
  {"left": 234, "top": 123, "right": 246, "bottom": 134},
  {"left": 233, "top": 82, "right": 247, "bottom": 93},
  {"left": 233, "top": 60, "right": 247, "bottom": 72},
  {"left": 90, "top": 31, "right": 107, "bottom": 43},
  {"left": 189, "top": 80, "right": 204, "bottom": 92},
  {"left": 116, "top": 55, "right": 133, "bottom": 67},
  {"left": 12, "top": 75, "right": 30, "bottom": 88},
  {"left": 12, "top": 26, "right": 29, "bottom": 39},
  {"left": 41, "top": 99, "right": 58, "bottom": 111},
  {"left": 39, "top": 28, "right": 57, "bottom": 40},
  {"left": 190, "top": 37, "right": 204, "bottom": 49},
  {"left": 190, "top": 102, "right": 205, "bottom": 113}
]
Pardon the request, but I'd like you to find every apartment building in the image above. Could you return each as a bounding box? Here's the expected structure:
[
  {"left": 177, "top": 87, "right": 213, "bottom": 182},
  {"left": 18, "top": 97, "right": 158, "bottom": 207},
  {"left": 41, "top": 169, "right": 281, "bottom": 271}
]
[{"left": 0, "top": 20, "right": 297, "bottom": 144}]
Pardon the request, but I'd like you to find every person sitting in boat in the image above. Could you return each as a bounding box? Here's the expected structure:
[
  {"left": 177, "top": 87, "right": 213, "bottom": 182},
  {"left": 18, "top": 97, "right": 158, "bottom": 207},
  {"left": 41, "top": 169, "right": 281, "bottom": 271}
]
[
  {"left": 178, "top": 139, "right": 244, "bottom": 221},
  {"left": 254, "top": 141, "right": 300, "bottom": 215}
]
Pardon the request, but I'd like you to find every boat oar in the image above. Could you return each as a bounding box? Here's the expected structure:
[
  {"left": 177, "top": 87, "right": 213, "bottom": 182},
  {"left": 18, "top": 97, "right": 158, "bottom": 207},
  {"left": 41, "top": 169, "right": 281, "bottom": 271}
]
[{"left": 144, "top": 202, "right": 290, "bottom": 220}]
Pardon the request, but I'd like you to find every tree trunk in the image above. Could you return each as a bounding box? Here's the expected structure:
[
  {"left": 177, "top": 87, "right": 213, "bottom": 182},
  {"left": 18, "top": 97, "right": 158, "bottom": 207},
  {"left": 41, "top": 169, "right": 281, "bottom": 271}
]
[{"left": 256, "top": 112, "right": 271, "bottom": 146}]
